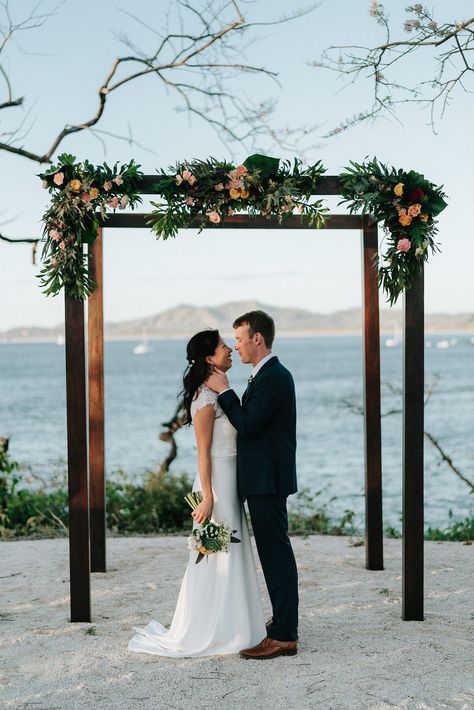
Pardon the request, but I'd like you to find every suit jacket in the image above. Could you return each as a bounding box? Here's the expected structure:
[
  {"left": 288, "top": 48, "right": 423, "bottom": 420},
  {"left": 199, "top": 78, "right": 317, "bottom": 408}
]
[{"left": 217, "top": 356, "right": 297, "bottom": 497}]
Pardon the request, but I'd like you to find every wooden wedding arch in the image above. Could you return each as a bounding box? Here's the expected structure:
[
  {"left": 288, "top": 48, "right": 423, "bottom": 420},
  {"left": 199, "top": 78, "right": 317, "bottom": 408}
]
[{"left": 64, "top": 175, "right": 424, "bottom": 623}]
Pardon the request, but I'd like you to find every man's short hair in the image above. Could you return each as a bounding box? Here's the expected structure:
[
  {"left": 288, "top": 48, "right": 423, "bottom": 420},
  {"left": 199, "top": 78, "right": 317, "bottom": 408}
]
[{"left": 233, "top": 310, "right": 275, "bottom": 348}]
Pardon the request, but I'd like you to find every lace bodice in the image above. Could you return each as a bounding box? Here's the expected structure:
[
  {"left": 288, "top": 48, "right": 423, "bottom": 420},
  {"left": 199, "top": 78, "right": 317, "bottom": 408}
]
[{"left": 191, "top": 385, "right": 237, "bottom": 457}]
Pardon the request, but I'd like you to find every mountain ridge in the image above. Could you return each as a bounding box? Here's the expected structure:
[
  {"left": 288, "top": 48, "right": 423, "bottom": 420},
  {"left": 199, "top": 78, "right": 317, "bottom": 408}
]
[{"left": 2, "top": 302, "right": 473, "bottom": 341}]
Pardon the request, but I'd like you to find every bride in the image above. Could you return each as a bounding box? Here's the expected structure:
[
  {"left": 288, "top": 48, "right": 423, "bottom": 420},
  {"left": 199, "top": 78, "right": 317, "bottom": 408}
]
[{"left": 128, "top": 329, "right": 266, "bottom": 657}]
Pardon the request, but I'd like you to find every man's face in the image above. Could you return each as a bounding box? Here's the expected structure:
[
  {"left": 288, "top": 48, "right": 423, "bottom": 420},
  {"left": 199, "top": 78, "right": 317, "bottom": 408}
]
[{"left": 234, "top": 324, "right": 256, "bottom": 364}]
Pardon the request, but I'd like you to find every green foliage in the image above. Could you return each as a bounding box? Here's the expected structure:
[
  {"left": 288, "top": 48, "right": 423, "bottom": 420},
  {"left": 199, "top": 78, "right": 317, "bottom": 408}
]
[
  {"left": 148, "top": 155, "right": 328, "bottom": 240},
  {"left": 425, "top": 511, "right": 474, "bottom": 542},
  {"left": 38, "top": 155, "right": 143, "bottom": 300},
  {"left": 340, "top": 157, "right": 447, "bottom": 305}
]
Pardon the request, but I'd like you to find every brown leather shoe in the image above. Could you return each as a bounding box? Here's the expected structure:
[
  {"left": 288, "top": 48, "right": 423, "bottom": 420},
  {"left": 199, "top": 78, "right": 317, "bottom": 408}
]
[{"left": 239, "top": 636, "right": 297, "bottom": 660}]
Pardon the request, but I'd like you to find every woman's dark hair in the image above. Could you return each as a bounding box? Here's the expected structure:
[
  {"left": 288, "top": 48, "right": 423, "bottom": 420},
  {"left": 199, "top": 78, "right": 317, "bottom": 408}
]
[{"left": 180, "top": 329, "right": 220, "bottom": 424}]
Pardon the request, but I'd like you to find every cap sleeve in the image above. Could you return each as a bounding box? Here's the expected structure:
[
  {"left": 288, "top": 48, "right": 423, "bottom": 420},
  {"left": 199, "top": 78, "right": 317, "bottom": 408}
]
[{"left": 190, "top": 386, "right": 218, "bottom": 416}]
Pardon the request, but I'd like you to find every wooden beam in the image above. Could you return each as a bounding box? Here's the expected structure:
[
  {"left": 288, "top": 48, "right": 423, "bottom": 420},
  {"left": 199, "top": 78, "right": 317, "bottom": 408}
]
[
  {"left": 402, "top": 267, "right": 424, "bottom": 620},
  {"left": 64, "top": 292, "right": 91, "bottom": 622},
  {"left": 361, "top": 216, "right": 383, "bottom": 570},
  {"left": 88, "top": 229, "right": 106, "bottom": 573},
  {"left": 100, "top": 213, "right": 364, "bottom": 230}
]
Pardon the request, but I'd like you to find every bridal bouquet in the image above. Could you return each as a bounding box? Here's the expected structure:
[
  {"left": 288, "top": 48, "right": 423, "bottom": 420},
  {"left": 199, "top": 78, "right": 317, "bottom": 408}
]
[{"left": 184, "top": 491, "right": 241, "bottom": 564}]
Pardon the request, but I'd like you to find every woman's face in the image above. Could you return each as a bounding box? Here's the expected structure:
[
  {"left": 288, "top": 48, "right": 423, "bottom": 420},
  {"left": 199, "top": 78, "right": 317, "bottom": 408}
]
[{"left": 208, "top": 338, "right": 233, "bottom": 372}]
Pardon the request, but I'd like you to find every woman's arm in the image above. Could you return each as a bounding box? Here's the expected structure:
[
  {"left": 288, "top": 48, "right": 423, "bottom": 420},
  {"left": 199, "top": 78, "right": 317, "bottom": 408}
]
[{"left": 192, "top": 404, "right": 215, "bottom": 525}]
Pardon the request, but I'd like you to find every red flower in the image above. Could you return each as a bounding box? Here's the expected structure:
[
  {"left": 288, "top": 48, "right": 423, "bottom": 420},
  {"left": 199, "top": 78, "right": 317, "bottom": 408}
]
[{"left": 407, "top": 188, "right": 424, "bottom": 201}]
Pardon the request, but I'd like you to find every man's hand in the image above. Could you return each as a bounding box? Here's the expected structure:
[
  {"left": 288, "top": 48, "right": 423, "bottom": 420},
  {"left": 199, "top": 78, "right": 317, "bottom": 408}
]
[{"left": 206, "top": 368, "right": 229, "bottom": 394}]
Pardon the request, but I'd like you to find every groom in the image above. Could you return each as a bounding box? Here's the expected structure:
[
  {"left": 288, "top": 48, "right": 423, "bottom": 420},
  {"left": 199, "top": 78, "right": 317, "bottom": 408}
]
[{"left": 207, "top": 309, "right": 298, "bottom": 659}]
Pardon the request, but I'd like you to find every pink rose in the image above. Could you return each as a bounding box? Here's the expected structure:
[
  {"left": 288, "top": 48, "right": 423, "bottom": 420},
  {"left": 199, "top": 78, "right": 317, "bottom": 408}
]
[
  {"left": 108, "top": 196, "right": 119, "bottom": 209},
  {"left": 81, "top": 192, "right": 91, "bottom": 204},
  {"left": 408, "top": 203, "right": 421, "bottom": 218},
  {"left": 185, "top": 197, "right": 194, "bottom": 206},
  {"left": 182, "top": 170, "right": 192, "bottom": 181},
  {"left": 53, "top": 172, "right": 64, "bottom": 186},
  {"left": 235, "top": 164, "right": 248, "bottom": 177},
  {"left": 215, "top": 183, "right": 224, "bottom": 191},
  {"left": 49, "top": 229, "right": 61, "bottom": 241},
  {"left": 207, "top": 211, "right": 221, "bottom": 224},
  {"left": 113, "top": 175, "right": 124, "bottom": 186},
  {"left": 118, "top": 195, "right": 129, "bottom": 210},
  {"left": 397, "top": 238, "right": 412, "bottom": 252},
  {"left": 188, "top": 175, "right": 196, "bottom": 186},
  {"left": 59, "top": 241, "right": 66, "bottom": 250},
  {"left": 103, "top": 181, "right": 113, "bottom": 191},
  {"left": 226, "top": 179, "right": 242, "bottom": 190}
]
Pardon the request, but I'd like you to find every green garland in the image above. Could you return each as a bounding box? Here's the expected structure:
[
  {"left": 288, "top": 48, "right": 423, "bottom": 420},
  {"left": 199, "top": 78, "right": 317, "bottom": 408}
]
[
  {"left": 38, "top": 153, "right": 448, "bottom": 304},
  {"left": 340, "top": 158, "right": 447, "bottom": 305},
  {"left": 38, "top": 154, "right": 143, "bottom": 299},
  {"left": 148, "top": 154, "right": 328, "bottom": 239}
]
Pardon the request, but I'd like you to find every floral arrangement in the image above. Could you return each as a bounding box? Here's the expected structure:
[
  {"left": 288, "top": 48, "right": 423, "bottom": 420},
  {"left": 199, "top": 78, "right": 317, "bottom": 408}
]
[
  {"left": 184, "top": 491, "right": 240, "bottom": 564},
  {"left": 148, "top": 154, "right": 328, "bottom": 239},
  {"left": 38, "top": 154, "right": 143, "bottom": 299},
  {"left": 340, "top": 158, "right": 447, "bottom": 305}
]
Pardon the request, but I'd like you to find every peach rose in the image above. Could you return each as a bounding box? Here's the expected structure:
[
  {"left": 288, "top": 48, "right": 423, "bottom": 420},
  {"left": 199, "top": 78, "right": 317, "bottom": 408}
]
[
  {"left": 81, "top": 192, "right": 91, "bottom": 204},
  {"left": 175, "top": 174, "right": 183, "bottom": 185},
  {"left": 397, "top": 238, "right": 411, "bottom": 252},
  {"left": 408, "top": 203, "right": 421, "bottom": 218},
  {"left": 89, "top": 187, "right": 100, "bottom": 199},
  {"left": 235, "top": 164, "right": 248, "bottom": 177},
  {"left": 113, "top": 175, "right": 124, "bottom": 186},
  {"left": 188, "top": 175, "right": 196, "bottom": 186},
  {"left": 226, "top": 179, "right": 242, "bottom": 190},
  {"left": 59, "top": 241, "right": 66, "bottom": 250},
  {"left": 229, "top": 188, "right": 240, "bottom": 200},
  {"left": 118, "top": 195, "right": 129, "bottom": 210},
  {"left": 419, "top": 213, "right": 429, "bottom": 222},
  {"left": 240, "top": 189, "right": 249, "bottom": 199},
  {"left": 49, "top": 229, "right": 61, "bottom": 241},
  {"left": 53, "top": 172, "right": 64, "bottom": 186},
  {"left": 214, "top": 183, "right": 224, "bottom": 191},
  {"left": 394, "top": 183, "right": 404, "bottom": 197},
  {"left": 103, "top": 181, "right": 113, "bottom": 192},
  {"left": 108, "top": 196, "right": 119, "bottom": 209},
  {"left": 399, "top": 213, "right": 412, "bottom": 227},
  {"left": 185, "top": 197, "right": 194, "bottom": 206},
  {"left": 207, "top": 211, "right": 221, "bottom": 224}
]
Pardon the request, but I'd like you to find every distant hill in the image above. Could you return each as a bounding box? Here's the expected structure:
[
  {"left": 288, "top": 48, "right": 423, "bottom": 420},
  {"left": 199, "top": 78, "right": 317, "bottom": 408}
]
[{"left": 1, "top": 302, "right": 474, "bottom": 341}]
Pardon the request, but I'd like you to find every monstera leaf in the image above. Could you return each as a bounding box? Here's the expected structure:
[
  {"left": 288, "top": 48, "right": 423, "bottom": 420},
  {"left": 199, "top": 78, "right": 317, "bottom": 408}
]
[{"left": 243, "top": 154, "right": 280, "bottom": 180}]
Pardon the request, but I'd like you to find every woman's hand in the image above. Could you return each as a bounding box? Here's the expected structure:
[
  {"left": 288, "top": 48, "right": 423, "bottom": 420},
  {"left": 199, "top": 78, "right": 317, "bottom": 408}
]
[{"left": 191, "top": 496, "right": 214, "bottom": 525}]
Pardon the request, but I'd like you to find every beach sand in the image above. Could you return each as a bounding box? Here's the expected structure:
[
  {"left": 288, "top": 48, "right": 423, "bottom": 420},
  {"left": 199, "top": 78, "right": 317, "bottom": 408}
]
[{"left": 1, "top": 535, "right": 473, "bottom": 709}]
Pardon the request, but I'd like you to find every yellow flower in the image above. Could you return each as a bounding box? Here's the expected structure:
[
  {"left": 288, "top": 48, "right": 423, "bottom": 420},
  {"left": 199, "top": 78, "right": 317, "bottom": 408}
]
[
  {"left": 399, "top": 213, "right": 412, "bottom": 227},
  {"left": 419, "top": 213, "right": 429, "bottom": 222},
  {"left": 229, "top": 188, "right": 240, "bottom": 199},
  {"left": 394, "top": 183, "right": 404, "bottom": 197},
  {"left": 89, "top": 187, "right": 99, "bottom": 199},
  {"left": 69, "top": 179, "right": 82, "bottom": 192},
  {"left": 240, "top": 189, "right": 249, "bottom": 199}
]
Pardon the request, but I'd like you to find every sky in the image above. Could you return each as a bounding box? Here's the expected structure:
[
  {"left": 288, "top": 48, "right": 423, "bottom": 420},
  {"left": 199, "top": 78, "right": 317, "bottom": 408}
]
[{"left": 1, "top": 0, "right": 473, "bottom": 330}]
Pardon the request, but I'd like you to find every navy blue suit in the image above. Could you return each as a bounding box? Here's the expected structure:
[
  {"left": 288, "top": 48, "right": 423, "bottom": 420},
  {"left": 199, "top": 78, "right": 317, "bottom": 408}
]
[{"left": 218, "top": 356, "right": 299, "bottom": 642}]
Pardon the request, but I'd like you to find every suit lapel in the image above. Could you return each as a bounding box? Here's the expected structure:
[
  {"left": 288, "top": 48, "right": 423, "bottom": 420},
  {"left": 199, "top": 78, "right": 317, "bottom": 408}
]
[{"left": 242, "top": 357, "right": 278, "bottom": 401}]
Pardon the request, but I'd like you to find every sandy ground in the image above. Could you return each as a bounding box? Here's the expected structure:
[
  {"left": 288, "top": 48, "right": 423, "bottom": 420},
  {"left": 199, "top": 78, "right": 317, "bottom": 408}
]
[{"left": 0, "top": 535, "right": 473, "bottom": 710}]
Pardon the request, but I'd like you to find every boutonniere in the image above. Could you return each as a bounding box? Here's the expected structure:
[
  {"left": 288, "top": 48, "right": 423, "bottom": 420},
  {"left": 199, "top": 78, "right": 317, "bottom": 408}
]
[{"left": 247, "top": 374, "right": 255, "bottom": 385}]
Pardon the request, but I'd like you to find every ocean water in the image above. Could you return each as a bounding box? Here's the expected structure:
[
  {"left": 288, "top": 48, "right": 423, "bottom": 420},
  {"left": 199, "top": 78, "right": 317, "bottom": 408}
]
[{"left": 1, "top": 335, "right": 473, "bottom": 529}]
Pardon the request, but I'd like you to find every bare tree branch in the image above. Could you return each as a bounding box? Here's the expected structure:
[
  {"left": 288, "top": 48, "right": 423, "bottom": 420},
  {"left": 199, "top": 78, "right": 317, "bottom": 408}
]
[
  {"left": 314, "top": 3, "right": 474, "bottom": 135},
  {"left": 0, "top": 1, "right": 318, "bottom": 165}
]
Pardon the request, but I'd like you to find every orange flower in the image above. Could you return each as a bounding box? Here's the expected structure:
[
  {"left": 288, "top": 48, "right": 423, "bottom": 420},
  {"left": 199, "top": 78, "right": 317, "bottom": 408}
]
[
  {"left": 229, "top": 188, "right": 240, "bottom": 199},
  {"left": 399, "top": 213, "right": 412, "bottom": 227},
  {"left": 240, "top": 189, "right": 249, "bottom": 199},
  {"left": 394, "top": 182, "right": 404, "bottom": 197}
]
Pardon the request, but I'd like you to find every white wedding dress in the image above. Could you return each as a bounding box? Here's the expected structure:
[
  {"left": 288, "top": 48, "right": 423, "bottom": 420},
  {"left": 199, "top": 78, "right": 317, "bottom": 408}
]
[{"left": 128, "top": 385, "right": 266, "bottom": 657}]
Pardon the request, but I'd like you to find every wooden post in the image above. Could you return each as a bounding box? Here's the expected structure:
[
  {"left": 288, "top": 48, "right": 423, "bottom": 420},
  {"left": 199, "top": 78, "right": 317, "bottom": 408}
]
[
  {"left": 88, "top": 228, "right": 106, "bottom": 573},
  {"left": 402, "top": 266, "right": 424, "bottom": 620},
  {"left": 361, "top": 216, "right": 383, "bottom": 570},
  {"left": 65, "top": 292, "right": 91, "bottom": 622}
]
